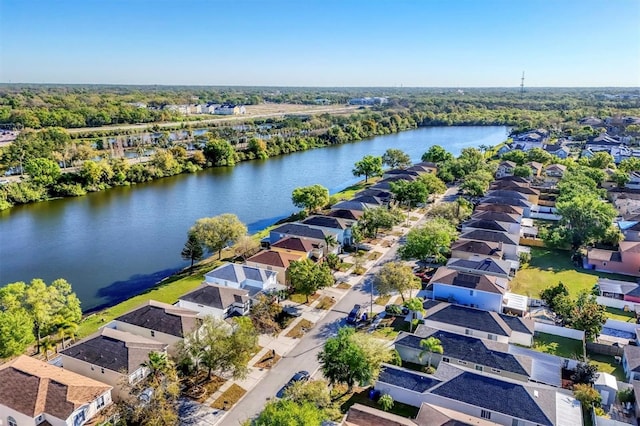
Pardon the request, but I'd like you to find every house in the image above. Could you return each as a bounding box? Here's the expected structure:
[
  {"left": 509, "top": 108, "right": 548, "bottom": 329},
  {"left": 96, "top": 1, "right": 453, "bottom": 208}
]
[
  {"left": 203, "top": 262, "right": 283, "bottom": 293},
  {"left": 596, "top": 278, "right": 640, "bottom": 304},
  {"left": 525, "top": 161, "right": 543, "bottom": 177},
  {"left": 543, "top": 144, "right": 570, "bottom": 159},
  {"left": 343, "top": 403, "right": 420, "bottom": 426},
  {"left": 623, "top": 345, "right": 640, "bottom": 381},
  {"left": 594, "top": 372, "right": 619, "bottom": 407},
  {"left": 331, "top": 200, "right": 376, "bottom": 211},
  {"left": 269, "top": 223, "right": 338, "bottom": 253},
  {"left": 394, "top": 328, "right": 532, "bottom": 382},
  {"left": 245, "top": 250, "right": 305, "bottom": 285},
  {"left": 0, "top": 356, "right": 113, "bottom": 426},
  {"left": 627, "top": 171, "right": 640, "bottom": 190},
  {"left": 327, "top": 208, "right": 364, "bottom": 221},
  {"left": 458, "top": 230, "right": 519, "bottom": 260},
  {"left": 475, "top": 203, "right": 525, "bottom": 217},
  {"left": 494, "top": 175, "right": 531, "bottom": 184},
  {"left": 374, "top": 363, "right": 581, "bottom": 426},
  {"left": 214, "top": 104, "right": 246, "bottom": 115},
  {"left": 422, "top": 302, "right": 534, "bottom": 346},
  {"left": 495, "top": 161, "right": 516, "bottom": 179},
  {"left": 176, "top": 284, "right": 250, "bottom": 319},
  {"left": 450, "top": 239, "right": 504, "bottom": 261},
  {"left": 301, "top": 215, "right": 354, "bottom": 245},
  {"left": 479, "top": 196, "right": 532, "bottom": 217},
  {"left": 586, "top": 134, "right": 623, "bottom": 152},
  {"left": 407, "top": 162, "right": 438, "bottom": 174},
  {"left": 497, "top": 144, "right": 512, "bottom": 156},
  {"left": 488, "top": 182, "right": 540, "bottom": 204},
  {"left": 586, "top": 241, "right": 640, "bottom": 277},
  {"left": 383, "top": 169, "right": 421, "bottom": 179},
  {"left": 485, "top": 189, "right": 529, "bottom": 201},
  {"left": 271, "top": 236, "right": 322, "bottom": 259},
  {"left": 414, "top": 403, "right": 501, "bottom": 426},
  {"left": 619, "top": 219, "right": 640, "bottom": 241},
  {"left": 461, "top": 219, "right": 520, "bottom": 236},
  {"left": 355, "top": 188, "right": 393, "bottom": 202},
  {"left": 110, "top": 300, "right": 199, "bottom": 354},
  {"left": 544, "top": 163, "right": 567, "bottom": 178},
  {"left": 471, "top": 210, "right": 522, "bottom": 224},
  {"left": 580, "top": 116, "right": 605, "bottom": 127},
  {"left": 446, "top": 257, "right": 512, "bottom": 279},
  {"left": 350, "top": 195, "right": 387, "bottom": 206},
  {"left": 430, "top": 267, "right": 506, "bottom": 312},
  {"left": 60, "top": 328, "right": 168, "bottom": 400}
]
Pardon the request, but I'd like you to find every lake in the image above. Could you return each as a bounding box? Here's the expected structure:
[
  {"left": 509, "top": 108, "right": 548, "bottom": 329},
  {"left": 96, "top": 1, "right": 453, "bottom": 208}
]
[{"left": 0, "top": 126, "right": 508, "bottom": 310}]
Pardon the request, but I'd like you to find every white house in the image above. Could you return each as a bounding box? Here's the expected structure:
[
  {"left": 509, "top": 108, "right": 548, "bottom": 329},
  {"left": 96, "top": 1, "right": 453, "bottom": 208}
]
[
  {"left": 430, "top": 267, "right": 506, "bottom": 312},
  {"left": 214, "top": 104, "right": 246, "bottom": 115},
  {"left": 176, "top": 284, "right": 250, "bottom": 319},
  {"left": 495, "top": 161, "right": 516, "bottom": 179},
  {"left": 0, "top": 356, "right": 113, "bottom": 426},
  {"left": 204, "top": 263, "right": 284, "bottom": 293},
  {"left": 60, "top": 328, "right": 167, "bottom": 401}
]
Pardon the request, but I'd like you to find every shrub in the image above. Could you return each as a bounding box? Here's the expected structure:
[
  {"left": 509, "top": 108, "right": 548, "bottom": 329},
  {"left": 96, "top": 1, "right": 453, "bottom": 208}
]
[{"left": 378, "top": 394, "right": 394, "bottom": 412}]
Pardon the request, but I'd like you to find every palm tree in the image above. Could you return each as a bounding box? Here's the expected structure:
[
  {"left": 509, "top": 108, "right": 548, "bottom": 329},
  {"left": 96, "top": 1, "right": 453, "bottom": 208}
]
[
  {"left": 142, "top": 351, "right": 170, "bottom": 382},
  {"left": 323, "top": 234, "right": 338, "bottom": 253},
  {"left": 403, "top": 297, "right": 424, "bottom": 332},
  {"left": 39, "top": 338, "right": 56, "bottom": 361},
  {"left": 58, "top": 322, "right": 78, "bottom": 349},
  {"left": 419, "top": 337, "right": 443, "bottom": 371}
]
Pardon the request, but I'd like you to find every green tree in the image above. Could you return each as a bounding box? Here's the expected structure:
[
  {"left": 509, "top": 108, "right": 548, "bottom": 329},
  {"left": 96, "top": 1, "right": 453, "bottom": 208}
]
[
  {"left": 283, "top": 380, "right": 334, "bottom": 412},
  {"left": 358, "top": 206, "right": 403, "bottom": 237},
  {"left": 404, "top": 297, "right": 425, "bottom": 332},
  {"left": 292, "top": 184, "right": 330, "bottom": 213},
  {"left": 352, "top": 155, "right": 383, "bottom": 183},
  {"left": 24, "top": 158, "right": 61, "bottom": 186},
  {"left": 204, "top": 138, "right": 236, "bottom": 166},
  {"left": 0, "top": 308, "right": 35, "bottom": 358},
  {"left": 382, "top": 148, "right": 412, "bottom": 169},
  {"left": 317, "top": 327, "right": 376, "bottom": 391},
  {"left": 419, "top": 336, "right": 443, "bottom": 369},
  {"left": 417, "top": 173, "right": 447, "bottom": 195},
  {"left": 374, "top": 262, "right": 421, "bottom": 302},
  {"left": 460, "top": 178, "right": 488, "bottom": 197},
  {"left": 399, "top": 218, "right": 458, "bottom": 263},
  {"left": 422, "top": 145, "right": 453, "bottom": 164},
  {"left": 513, "top": 165, "right": 532, "bottom": 178},
  {"left": 234, "top": 235, "right": 260, "bottom": 261},
  {"left": 589, "top": 151, "right": 615, "bottom": 169},
  {"left": 389, "top": 180, "right": 428, "bottom": 209},
  {"left": 325, "top": 253, "right": 340, "bottom": 270},
  {"left": 288, "top": 259, "right": 334, "bottom": 303},
  {"left": 39, "top": 337, "right": 56, "bottom": 361},
  {"left": 253, "top": 399, "right": 325, "bottom": 426},
  {"left": 540, "top": 282, "right": 570, "bottom": 313},
  {"left": 501, "top": 150, "right": 527, "bottom": 165},
  {"left": 428, "top": 201, "right": 472, "bottom": 225},
  {"left": 181, "top": 232, "right": 204, "bottom": 268},
  {"left": 179, "top": 316, "right": 257, "bottom": 380},
  {"left": 612, "top": 170, "right": 630, "bottom": 188},
  {"left": 619, "top": 158, "right": 640, "bottom": 173},
  {"left": 190, "top": 213, "right": 247, "bottom": 259},
  {"left": 573, "top": 383, "right": 602, "bottom": 409},
  {"left": 571, "top": 362, "right": 598, "bottom": 385},
  {"left": 527, "top": 148, "right": 553, "bottom": 164},
  {"left": 569, "top": 291, "right": 607, "bottom": 342},
  {"left": 556, "top": 194, "right": 617, "bottom": 248}
]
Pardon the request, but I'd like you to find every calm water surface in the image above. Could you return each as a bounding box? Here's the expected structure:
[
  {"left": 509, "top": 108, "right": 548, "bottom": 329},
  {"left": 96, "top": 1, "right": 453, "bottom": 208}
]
[{"left": 0, "top": 126, "right": 508, "bottom": 310}]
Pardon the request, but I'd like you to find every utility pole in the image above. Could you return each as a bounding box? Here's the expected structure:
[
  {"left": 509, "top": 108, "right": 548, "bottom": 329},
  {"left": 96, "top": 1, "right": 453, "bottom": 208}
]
[{"left": 520, "top": 71, "right": 525, "bottom": 97}]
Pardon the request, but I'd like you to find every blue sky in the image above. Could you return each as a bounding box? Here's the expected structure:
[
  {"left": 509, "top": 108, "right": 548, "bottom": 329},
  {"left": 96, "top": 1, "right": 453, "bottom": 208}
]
[{"left": 1, "top": 0, "right": 639, "bottom": 87}]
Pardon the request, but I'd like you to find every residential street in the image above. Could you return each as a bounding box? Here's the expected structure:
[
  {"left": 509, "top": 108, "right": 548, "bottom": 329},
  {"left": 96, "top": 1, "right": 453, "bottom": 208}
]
[{"left": 220, "top": 186, "right": 458, "bottom": 426}]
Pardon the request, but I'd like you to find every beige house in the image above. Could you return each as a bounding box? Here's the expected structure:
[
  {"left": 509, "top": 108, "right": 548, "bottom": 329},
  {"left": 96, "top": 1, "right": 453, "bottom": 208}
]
[
  {"left": 0, "top": 355, "right": 112, "bottom": 426},
  {"left": 245, "top": 250, "right": 305, "bottom": 285}
]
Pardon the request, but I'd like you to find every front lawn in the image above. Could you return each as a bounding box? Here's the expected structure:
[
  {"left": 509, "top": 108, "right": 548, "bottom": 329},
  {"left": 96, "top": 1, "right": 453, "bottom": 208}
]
[
  {"left": 510, "top": 248, "right": 636, "bottom": 298},
  {"left": 211, "top": 383, "right": 246, "bottom": 410},
  {"left": 532, "top": 332, "right": 583, "bottom": 358},
  {"left": 285, "top": 319, "right": 314, "bottom": 339}
]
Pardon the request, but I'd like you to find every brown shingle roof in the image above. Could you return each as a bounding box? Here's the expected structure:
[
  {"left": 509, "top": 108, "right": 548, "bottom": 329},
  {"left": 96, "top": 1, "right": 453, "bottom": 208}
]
[
  {"left": 246, "top": 250, "right": 302, "bottom": 268},
  {"left": 451, "top": 239, "right": 502, "bottom": 256},
  {"left": 475, "top": 203, "right": 525, "bottom": 216},
  {"left": 621, "top": 241, "right": 640, "bottom": 253},
  {"left": 0, "top": 356, "right": 111, "bottom": 419},
  {"left": 271, "top": 236, "right": 317, "bottom": 253},
  {"left": 431, "top": 267, "right": 505, "bottom": 294}
]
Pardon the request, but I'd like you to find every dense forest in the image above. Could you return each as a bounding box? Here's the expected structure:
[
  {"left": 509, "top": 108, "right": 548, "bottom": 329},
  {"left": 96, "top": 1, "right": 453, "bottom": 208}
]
[{"left": 0, "top": 85, "right": 639, "bottom": 211}]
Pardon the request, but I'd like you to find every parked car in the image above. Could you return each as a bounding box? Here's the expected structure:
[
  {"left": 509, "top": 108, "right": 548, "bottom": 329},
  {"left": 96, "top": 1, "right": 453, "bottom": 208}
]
[
  {"left": 347, "top": 304, "right": 363, "bottom": 324},
  {"left": 276, "top": 370, "right": 310, "bottom": 398}
]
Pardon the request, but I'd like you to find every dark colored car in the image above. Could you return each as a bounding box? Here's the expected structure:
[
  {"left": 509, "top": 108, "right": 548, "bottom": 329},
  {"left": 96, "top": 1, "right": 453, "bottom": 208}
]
[
  {"left": 276, "top": 370, "right": 310, "bottom": 398},
  {"left": 346, "top": 304, "right": 363, "bottom": 324}
]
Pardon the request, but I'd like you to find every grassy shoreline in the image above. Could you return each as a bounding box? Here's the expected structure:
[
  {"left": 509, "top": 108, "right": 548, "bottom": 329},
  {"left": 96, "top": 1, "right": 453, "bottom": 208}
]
[{"left": 76, "top": 178, "right": 374, "bottom": 338}]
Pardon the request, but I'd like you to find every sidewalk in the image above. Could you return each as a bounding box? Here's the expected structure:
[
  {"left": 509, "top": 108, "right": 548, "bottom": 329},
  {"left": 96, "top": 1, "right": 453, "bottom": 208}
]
[{"left": 205, "top": 206, "right": 436, "bottom": 424}]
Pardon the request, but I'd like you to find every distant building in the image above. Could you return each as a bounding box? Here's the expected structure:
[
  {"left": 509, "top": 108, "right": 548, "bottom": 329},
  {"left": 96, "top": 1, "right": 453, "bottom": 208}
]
[
  {"left": 214, "top": 104, "right": 246, "bottom": 115},
  {"left": 348, "top": 97, "right": 388, "bottom": 105}
]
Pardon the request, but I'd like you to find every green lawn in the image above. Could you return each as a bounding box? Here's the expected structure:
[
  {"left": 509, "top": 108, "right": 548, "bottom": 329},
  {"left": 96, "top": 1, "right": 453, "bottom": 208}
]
[
  {"left": 588, "top": 354, "right": 626, "bottom": 381},
  {"left": 339, "top": 387, "right": 420, "bottom": 418},
  {"left": 78, "top": 273, "right": 206, "bottom": 338},
  {"left": 330, "top": 177, "right": 381, "bottom": 201},
  {"left": 532, "top": 332, "right": 584, "bottom": 358},
  {"left": 510, "top": 248, "right": 636, "bottom": 298},
  {"left": 605, "top": 307, "right": 636, "bottom": 323}
]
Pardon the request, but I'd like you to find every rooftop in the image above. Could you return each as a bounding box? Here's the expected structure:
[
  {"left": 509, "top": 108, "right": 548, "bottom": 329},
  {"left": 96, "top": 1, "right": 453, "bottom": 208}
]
[
  {"left": 180, "top": 283, "right": 249, "bottom": 310},
  {"left": 377, "top": 364, "right": 441, "bottom": 393},
  {"left": 459, "top": 229, "right": 519, "bottom": 245},
  {"left": 271, "top": 223, "right": 335, "bottom": 240},
  {"left": 205, "top": 263, "right": 277, "bottom": 284},
  {"left": 115, "top": 300, "right": 198, "bottom": 337},
  {"left": 423, "top": 303, "right": 512, "bottom": 336},
  {"left": 431, "top": 267, "right": 505, "bottom": 294},
  {"left": 302, "top": 215, "right": 350, "bottom": 230},
  {"left": 446, "top": 258, "right": 511, "bottom": 277},
  {"left": 271, "top": 236, "right": 318, "bottom": 253},
  {"left": 246, "top": 250, "right": 302, "bottom": 268}
]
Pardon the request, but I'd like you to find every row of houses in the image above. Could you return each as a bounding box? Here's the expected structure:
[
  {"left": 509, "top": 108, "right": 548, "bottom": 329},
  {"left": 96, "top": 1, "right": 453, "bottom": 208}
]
[{"left": 163, "top": 103, "right": 246, "bottom": 115}]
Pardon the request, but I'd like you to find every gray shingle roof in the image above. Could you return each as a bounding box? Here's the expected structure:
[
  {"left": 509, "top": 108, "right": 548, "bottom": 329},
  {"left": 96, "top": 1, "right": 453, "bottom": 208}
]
[
  {"left": 498, "top": 314, "right": 534, "bottom": 335},
  {"left": 60, "top": 328, "right": 166, "bottom": 374},
  {"left": 271, "top": 223, "right": 332, "bottom": 240},
  {"left": 624, "top": 345, "right": 640, "bottom": 373},
  {"left": 459, "top": 229, "right": 519, "bottom": 245},
  {"left": 424, "top": 303, "right": 511, "bottom": 336},
  {"left": 462, "top": 219, "right": 511, "bottom": 233},
  {"left": 180, "top": 284, "right": 249, "bottom": 310},
  {"left": 378, "top": 365, "right": 441, "bottom": 393},
  {"left": 115, "top": 301, "right": 199, "bottom": 337},
  {"left": 446, "top": 258, "right": 511, "bottom": 277},
  {"left": 431, "top": 372, "right": 553, "bottom": 425},
  {"left": 302, "top": 215, "right": 349, "bottom": 230},
  {"left": 475, "top": 203, "right": 524, "bottom": 215},
  {"left": 485, "top": 190, "right": 528, "bottom": 200},
  {"left": 395, "top": 330, "right": 531, "bottom": 376},
  {"left": 431, "top": 267, "right": 505, "bottom": 294},
  {"left": 471, "top": 211, "right": 521, "bottom": 224},
  {"left": 480, "top": 196, "right": 532, "bottom": 209},
  {"left": 206, "top": 263, "right": 276, "bottom": 284}
]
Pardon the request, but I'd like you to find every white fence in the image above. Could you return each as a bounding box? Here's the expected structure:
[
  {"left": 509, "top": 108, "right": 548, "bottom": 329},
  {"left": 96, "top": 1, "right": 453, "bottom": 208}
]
[
  {"left": 596, "top": 296, "right": 640, "bottom": 311},
  {"left": 603, "top": 319, "right": 639, "bottom": 334},
  {"left": 534, "top": 321, "right": 585, "bottom": 340},
  {"left": 530, "top": 212, "right": 562, "bottom": 221}
]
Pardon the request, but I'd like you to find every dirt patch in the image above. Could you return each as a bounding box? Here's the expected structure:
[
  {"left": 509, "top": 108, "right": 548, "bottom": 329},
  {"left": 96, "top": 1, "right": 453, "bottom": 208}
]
[
  {"left": 184, "top": 375, "right": 226, "bottom": 403},
  {"left": 317, "top": 296, "right": 336, "bottom": 310},
  {"left": 253, "top": 350, "right": 281, "bottom": 369},
  {"left": 211, "top": 383, "right": 246, "bottom": 410},
  {"left": 337, "top": 282, "right": 352, "bottom": 290},
  {"left": 286, "top": 318, "right": 314, "bottom": 339}
]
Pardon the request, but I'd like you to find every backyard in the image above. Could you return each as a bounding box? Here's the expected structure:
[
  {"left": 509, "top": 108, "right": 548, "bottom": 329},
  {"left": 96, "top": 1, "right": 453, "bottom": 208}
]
[{"left": 510, "top": 248, "right": 636, "bottom": 299}]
